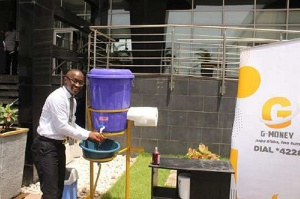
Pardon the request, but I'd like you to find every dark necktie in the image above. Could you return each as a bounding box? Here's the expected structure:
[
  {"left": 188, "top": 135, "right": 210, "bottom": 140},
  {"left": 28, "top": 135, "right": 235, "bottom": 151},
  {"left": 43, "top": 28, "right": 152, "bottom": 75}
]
[
  {"left": 69, "top": 96, "right": 74, "bottom": 125},
  {"left": 68, "top": 96, "right": 75, "bottom": 145}
]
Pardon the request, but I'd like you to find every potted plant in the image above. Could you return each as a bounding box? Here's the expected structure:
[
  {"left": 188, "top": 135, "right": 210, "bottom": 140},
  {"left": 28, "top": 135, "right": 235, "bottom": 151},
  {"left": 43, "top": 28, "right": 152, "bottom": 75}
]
[
  {"left": 186, "top": 143, "right": 220, "bottom": 160},
  {"left": 0, "top": 102, "right": 29, "bottom": 199},
  {"left": 0, "top": 103, "right": 18, "bottom": 133}
]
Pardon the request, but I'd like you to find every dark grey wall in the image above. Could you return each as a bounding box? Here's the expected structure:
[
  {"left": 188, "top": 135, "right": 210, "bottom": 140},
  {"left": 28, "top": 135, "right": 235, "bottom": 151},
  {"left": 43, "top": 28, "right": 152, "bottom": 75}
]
[
  {"left": 114, "top": 76, "right": 238, "bottom": 158},
  {"left": 18, "top": 0, "right": 56, "bottom": 185}
]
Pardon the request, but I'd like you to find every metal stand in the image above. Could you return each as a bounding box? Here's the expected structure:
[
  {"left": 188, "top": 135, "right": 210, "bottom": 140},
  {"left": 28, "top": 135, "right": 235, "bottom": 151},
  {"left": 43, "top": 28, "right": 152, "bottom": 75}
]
[{"left": 84, "top": 107, "right": 144, "bottom": 199}]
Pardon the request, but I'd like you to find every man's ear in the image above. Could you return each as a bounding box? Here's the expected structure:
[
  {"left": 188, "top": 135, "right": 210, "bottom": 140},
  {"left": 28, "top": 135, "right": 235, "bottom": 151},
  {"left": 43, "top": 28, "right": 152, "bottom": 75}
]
[{"left": 63, "top": 76, "right": 68, "bottom": 84}]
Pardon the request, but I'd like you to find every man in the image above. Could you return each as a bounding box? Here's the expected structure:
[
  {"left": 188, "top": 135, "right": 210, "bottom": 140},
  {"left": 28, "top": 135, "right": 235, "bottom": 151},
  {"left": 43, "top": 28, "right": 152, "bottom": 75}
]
[
  {"left": 32, "top": 69, "right": 105, "bottom": 199},
  {"left": 3, "top": 22, "right": 18, "bottom": 74}
]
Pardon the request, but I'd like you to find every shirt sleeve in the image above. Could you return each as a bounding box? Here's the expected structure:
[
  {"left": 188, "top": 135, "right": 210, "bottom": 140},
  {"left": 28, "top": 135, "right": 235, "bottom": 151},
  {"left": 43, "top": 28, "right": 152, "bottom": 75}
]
[{"left": 49, "top": 94, "right": 90, "bottom": 140}]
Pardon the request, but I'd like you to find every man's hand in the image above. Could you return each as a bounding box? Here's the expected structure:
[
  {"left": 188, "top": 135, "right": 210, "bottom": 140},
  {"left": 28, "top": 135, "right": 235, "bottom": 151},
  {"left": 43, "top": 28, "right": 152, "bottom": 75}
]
[{"left": 88, "top": 131, "right": 106, "bottom": 143}]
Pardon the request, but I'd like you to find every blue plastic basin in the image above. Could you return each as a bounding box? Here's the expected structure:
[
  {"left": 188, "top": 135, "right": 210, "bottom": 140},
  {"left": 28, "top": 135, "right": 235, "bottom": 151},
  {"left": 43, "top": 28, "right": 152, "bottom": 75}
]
[{"left": 79, "top": 139, "right": 121, "bottom": 160}]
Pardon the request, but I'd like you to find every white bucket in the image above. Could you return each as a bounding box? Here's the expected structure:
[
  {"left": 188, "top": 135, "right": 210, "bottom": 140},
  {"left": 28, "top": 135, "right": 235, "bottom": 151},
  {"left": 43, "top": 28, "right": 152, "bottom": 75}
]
[{"left": 178, "top": 173, "right": 190, "bottom": 199}]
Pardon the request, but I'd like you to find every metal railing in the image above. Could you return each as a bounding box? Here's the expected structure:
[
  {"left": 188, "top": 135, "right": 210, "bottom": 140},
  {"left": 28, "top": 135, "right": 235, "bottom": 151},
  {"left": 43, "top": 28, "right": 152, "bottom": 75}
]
[{"left": 87, "top": 24, "right": 300, "bottom": 92}]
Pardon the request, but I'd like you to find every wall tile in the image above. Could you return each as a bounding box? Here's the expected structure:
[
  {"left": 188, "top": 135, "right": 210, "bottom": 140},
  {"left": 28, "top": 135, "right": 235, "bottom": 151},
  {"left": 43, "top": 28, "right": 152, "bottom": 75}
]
[
  {"left": 219, "top": 113, "right": 235, "bottom": 128},
  {"left": 131, "top": 93, "right": 143, "bottom": 106},
  {"left": 203, "top": 96, "right": 219, "bottom": 112},
  {"left": 170, "top": 126, "right": 201, "bottom": 142},
  {"left": 168, "top": 110, "right": 188, "bottom": 126},
  {"left": 220, "top": 144, "right": 231, "bottom": 158},
  {"left": 203, "top": 112, "right": 219, "bottom": 127},
  {"left": 141, "top": 126, "right": 159, "bottom": 139},
  {"left": 205, "top": 143, "right": 220, "bottom": 156},
  {"left": 141, "top": 139, "right": 159, "bottom": 153},
  {"left": 202, "top": 128, "right": 222, "bottom": 144},
  {"left": 131, "top": 126, "right": 142, "bottom": 139},
  {"left": 223, "top": 81, "right": 238, "bottom": 97},
  {"left": 157, "top": 79, "right": 169, "bottom": 94},
  {"left": 158, "top": 140, "right": 188, "bottom": 155},
  {"left": 171, "top": 78, "right": 189, "bottom": 95},
  {"left": 143, "top": 94, "right": 167, "bottom": 109},
  {"left": 187, "top": 111, "right": 203, "bottom": 127},
  {"left": 219, "top": 97, "right": 237, "bottom": 113},
  {"left": 189, "top": 79, "right": 219, "bottom": 96},
  {"left": 186, "top": 96, "right": 203, "bottom": 111},
  {"left": 168, "top": 95, "right": 187, "bottom": 110},
  {"left": 157, "top": 110, "right": 168, "bottom": 125},
  {"left": 137, "top": 78, "right": 158, "bottom": 94},
  {"left": 222, "top": 129, "right": 232, "bottom": 144}
]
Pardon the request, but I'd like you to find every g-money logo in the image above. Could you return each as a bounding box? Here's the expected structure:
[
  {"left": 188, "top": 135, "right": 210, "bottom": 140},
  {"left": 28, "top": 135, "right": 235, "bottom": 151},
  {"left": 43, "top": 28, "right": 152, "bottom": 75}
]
[{"left": 261, "top": 97, "right": 299, "bottom": 129}]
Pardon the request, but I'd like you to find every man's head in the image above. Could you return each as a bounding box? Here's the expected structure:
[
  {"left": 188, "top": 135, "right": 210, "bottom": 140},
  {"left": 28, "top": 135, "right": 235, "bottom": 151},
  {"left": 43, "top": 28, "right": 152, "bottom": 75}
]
[
  {"left": 7, "top": 22, "right": 15, "bottom": 31},
  {"left": 64, "top": 69, "right": 85, "bottom": 96}
]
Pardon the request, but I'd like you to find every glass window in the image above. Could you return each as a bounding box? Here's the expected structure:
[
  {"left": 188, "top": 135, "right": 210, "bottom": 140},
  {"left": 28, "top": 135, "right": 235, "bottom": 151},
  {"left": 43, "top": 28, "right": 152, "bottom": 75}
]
[
  {"left": 194, "top": 11, "right": 222, "bottom": 25},
  {"left": 256, "top": 11, "right": 286, "bottom": 24},
  {"left": 168, "top": 11, "right": 191, "bottom": 24},
  {"left": 289, "top": 11, "right": 300, "bottom": 24},
  {"left": 224, "top": 5, "right": 255, "bottom": 10},
  {"left": 54, "top": 31, "right": 73, "bottom": 50},
  {"left": 195, "top": 5, "right": 222, "bottom": 11},
  {"left": 256, "top": 0, "right": 287, "bottom": 9},
  {"left": 111, "top": 12, "right": 130, "bottom": 25},
  {"left": 167, "top": 27, "right": 192, "bottom": 40},
  {"left": 224, "top": 11, "right": 254, "bottom": 25}
]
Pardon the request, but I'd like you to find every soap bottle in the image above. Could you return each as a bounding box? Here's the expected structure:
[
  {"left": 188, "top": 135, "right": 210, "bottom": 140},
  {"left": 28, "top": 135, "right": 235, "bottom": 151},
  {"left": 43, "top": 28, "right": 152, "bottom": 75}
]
[{"left": 152, "top": 147, "right": 160, "bottom": 165}]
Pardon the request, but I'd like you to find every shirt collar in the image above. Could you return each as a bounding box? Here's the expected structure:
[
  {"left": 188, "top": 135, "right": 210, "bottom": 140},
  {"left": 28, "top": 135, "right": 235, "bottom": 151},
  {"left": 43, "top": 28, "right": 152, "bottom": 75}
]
[{"left": 62, "top": 86, "right": 73, "bottom": 99}]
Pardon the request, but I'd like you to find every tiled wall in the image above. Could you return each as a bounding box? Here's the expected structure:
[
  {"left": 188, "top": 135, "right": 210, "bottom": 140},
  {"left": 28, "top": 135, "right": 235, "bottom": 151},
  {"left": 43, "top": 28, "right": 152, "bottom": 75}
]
[{"left": 114, "top": 76, "right": 238, "bottom": 158}]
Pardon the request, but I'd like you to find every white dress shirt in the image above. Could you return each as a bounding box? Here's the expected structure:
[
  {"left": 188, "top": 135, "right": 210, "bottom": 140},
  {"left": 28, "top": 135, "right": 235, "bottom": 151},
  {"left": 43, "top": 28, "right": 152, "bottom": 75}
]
[
  {"left": 37, "top": 86, "right": 90, "bottom": 140},
  {"left": 4, "top": 30, "right": 16, "bottom": 52}
]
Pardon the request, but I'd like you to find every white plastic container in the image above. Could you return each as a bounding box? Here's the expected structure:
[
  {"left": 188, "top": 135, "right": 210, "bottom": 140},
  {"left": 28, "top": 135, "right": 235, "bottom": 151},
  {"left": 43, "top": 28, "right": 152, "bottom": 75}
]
[
  {"left": 178, "top": 173, "right": 190, "bottom": 199},
  {"left": 62, "top": 168, "right": 79, "bottom": 199}
]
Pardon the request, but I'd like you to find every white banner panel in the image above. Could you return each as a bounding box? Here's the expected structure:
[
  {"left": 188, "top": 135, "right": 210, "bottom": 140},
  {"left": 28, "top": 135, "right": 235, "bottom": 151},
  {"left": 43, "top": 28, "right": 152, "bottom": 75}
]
[{"left": 230, "top": 39, "right": 300, "bottom": 199}]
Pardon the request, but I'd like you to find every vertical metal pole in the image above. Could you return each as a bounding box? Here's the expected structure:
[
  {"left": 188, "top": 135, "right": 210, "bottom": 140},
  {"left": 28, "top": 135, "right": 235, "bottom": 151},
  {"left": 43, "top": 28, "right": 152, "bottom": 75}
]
[
  {"left": 178, "top": 44, "right": 182, "bottom": 74},
  {"left": 286, "top": 0, "right": 290, "bottom": 40},
  {"left": 125, "top": 120, "right": 133, "bottom": 199},
  {"left": 106, "top": 41, "right": 111, "bottom": 68},
  {"left": 253, "top": 0, "right": 257, "bottom": 46},
  {"left": 109, "top": 0, "right": 112, "bottom": 37},
  {"left": 169, "top": 27, "right": 175, "bottom": 91},
  {"left": 220, "top": 29, "right": 226, "bottom": 95},
  {"left": 90, "top": 161, "right": 94, "bottom": 199},
  {"left": 88, "top": 33, "right": 91, "bottom": 72},
  {"left": 106, "top": 0, "right": 113, "bottom": 68},
  {"left": 93, "top": 30, "right": 97, "bottom": 68}
]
